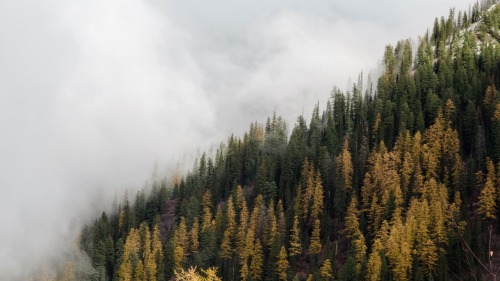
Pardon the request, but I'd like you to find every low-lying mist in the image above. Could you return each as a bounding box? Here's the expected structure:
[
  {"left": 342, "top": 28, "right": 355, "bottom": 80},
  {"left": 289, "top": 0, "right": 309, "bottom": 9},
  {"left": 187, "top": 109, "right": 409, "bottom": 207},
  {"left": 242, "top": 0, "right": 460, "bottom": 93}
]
[{"left": 0, "top": 0, "right": 472, "bottom": 279}]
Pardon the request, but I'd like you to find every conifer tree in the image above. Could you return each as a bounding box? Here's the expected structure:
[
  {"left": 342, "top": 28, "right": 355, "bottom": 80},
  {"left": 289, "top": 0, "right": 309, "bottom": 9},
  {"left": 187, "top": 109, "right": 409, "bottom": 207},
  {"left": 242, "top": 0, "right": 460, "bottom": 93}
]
[
  {"left": 386, "top": 218, "right": 412, "bottom": 280},
  {"left": 309, "top": 219, "right": 322, "bottom": 255},
  {"left": 250, "top": 240, "right": 264, "bottom": 281},
  {"left": 479, "top": 159, "right": 497, "bottom": 220},
  {"left": 266, "top": 201, "right": 278, "bottom": 248},
  {"left": 60, "top": 262, "right": 75, "bottom": 281},
  {"left": 236, "top": 198, "right": 249, "bottom": 255},
  {"left": 191, "top": 217, "right": 200, "bottom": 253},
  {"left": 311, "top": 171, "right": 324, "bottom": 221},
  {"left": 219, "top": 230, "right": 232, "bottom": 260},
  {"left": 367, "top": 239, "right": 382, "bottom": 281},
  {"left": 134, "top": 260, "right": 145, "bottom": 281},
  {"left": 118, "top": 260, "right": 132, "bottom": 281},
  {"left": 289, "top": 215, "right": 302, "bottom": 257},
  {"left": 276, "top": 246, "right": 289, "bottom": 281},
  {"left": 175, "top": 217, "right": 189, "bottom": 253},
  {"left": 345, "top": 197, "right": 361, "bottom": 238},
  {"left": 173, "top": 246, "right": 185, "bottom": 272},
  {"left": 319, "top": 259, "right": 333, "bottom": 280}
]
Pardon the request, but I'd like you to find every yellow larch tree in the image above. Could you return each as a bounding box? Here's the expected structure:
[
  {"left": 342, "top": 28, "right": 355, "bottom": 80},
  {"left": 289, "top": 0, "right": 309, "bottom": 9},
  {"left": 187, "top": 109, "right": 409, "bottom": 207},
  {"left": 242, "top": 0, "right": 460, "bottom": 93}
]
[
  {"left": 190, "top": 217, "right": 200, "bottom": 253},
  {"left": 319, "top": 259, "right": 333, "bottom": 280},
  {"left": 236, "top": 198, "right": 249, "bottom": 255},
  {"left": 345, "top": 196, "right": 361, "bottom": 239},
  {"left": 250, "top": 239, "right": 264, "bottom": 281},
  {"left": 219, "top": 229, "right": 232, "bottom": 260},
  {"left": 174, "top": 217, "right": 188, "bottom": 253},
  {"left": 366, "top": 238, "right": 383, "bottom": 281},
  {"left": 60, "top": 261, "right": 75, "bottom": 281},
  {"left": 226, "top": 196, "right": 236, "bottom": 237},
  {"left": 219, "top": 195, "right": 236, "bottom": 260},
  {"left": 202, "top": 206, "right": 213, "bottom": 232},
  {"left": 479, "top": 159, "right": 497, "bottom": 220},
  {"left": 134, "top": 260, "right": 145, "bottom": 281},
  {"left": 301, "top": 158, "right": 315, "bottom": 221},
  {"left": 240, "top": 262, "right": 249, "bottom": 281},
  {"left": 266, "top": 200, "right": 278, "bottom": 248},
  {"left": 118, "top": 260, "right": 132, "bottom": 281},
  {"left": 277, "top": 200, "right": 286, "bottom": 239},
  {"left": 276, "top": 246, "right": 289, "bottom": 281},
  {"left": 289, "top": 215, "right": 302, "bottom": 257},
  {"left": 173, "top": 246, "right": 185, "bottom": 272},
  {"left": 202, "top": 190, "right": 213, "bottom": 210},
  {"left": 310, "top": 171, "right": 324, "bottom": 221},
  {"left": 309, "top": 219, "right": 322, "bottom": 255},
  {"left": 385, "top": 218, "right": 412, "bottom": 281},
  {"left": 173, "top": 266, "right": 222, "bottom": 281},
  {"left": 339, "top": 138, "right": 354, "bottom": 190}
]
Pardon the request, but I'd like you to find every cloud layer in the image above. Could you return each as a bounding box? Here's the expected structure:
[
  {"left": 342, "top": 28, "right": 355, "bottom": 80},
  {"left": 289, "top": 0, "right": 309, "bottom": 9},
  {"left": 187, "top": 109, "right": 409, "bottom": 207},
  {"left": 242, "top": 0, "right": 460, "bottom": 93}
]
[{"left": 0, "top": 0, "right": 473, "bottom": 279}]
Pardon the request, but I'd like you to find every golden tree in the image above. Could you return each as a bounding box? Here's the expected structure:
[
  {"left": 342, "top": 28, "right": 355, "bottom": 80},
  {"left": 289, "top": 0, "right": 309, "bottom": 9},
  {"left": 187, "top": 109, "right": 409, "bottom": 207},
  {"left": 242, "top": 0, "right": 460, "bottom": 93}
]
[
  {"left": 366, "top": 239, "right": 382, "bottom": 281},
  {"left": 276, "top": 246, "right": 289, "bottom": 281},
  {"left": 289, "top": 215, "right": 302, "bottom": 257},
  {"left": 250, "top": 240, "right": 264, "bottom": 281},
  {"left": 309, "top": 219, "right": 322, "bottom": 255},
  {"left": 479, "top": 159, "right": 497, "bottom": 220},
  {"left": 319, "top": 259, "right": 333, "bottom": 280},
  {"left": 190, "top": 217, "right": 200, "bottom": 253},
  {"left": 134, "top": 260, "right": 145, "bottom": 281},
  {"left": 60, "top": 262, "right": 75, "bottom": 281}
]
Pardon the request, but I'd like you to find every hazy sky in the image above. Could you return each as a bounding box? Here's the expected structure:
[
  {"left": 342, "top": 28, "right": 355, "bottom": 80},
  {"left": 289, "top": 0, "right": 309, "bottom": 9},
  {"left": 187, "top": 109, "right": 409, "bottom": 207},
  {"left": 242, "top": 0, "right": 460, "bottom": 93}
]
[{"left": 0, "top": 0, "right": 473, "bottom": 279}]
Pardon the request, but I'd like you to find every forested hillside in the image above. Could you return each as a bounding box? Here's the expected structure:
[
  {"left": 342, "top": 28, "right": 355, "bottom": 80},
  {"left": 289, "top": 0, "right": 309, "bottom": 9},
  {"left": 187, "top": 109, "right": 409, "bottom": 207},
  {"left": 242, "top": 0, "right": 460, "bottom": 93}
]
[{"left": 52, "top": 1, "right": 500, "bottom": 280}]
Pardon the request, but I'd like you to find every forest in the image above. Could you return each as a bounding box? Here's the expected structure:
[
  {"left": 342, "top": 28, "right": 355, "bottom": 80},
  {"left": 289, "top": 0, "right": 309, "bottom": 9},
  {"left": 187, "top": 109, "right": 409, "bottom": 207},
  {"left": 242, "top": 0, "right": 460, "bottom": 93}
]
[{"left": 40, "top": 1, "right": 500, "bottom": 280}]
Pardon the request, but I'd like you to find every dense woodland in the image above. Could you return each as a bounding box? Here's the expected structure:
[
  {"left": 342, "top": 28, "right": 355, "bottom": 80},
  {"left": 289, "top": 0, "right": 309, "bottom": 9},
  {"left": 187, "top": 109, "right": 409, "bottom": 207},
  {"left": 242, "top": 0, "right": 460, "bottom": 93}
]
[{"left": 39, "top": 1, "right": 500, "bottom": 280}]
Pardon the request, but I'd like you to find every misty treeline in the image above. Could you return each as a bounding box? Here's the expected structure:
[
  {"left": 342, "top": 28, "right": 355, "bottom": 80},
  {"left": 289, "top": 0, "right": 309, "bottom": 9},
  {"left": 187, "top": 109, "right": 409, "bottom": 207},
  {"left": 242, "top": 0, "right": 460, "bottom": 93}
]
[{"left": 36, "top": 1, "right": 500, "bottom": 280}]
